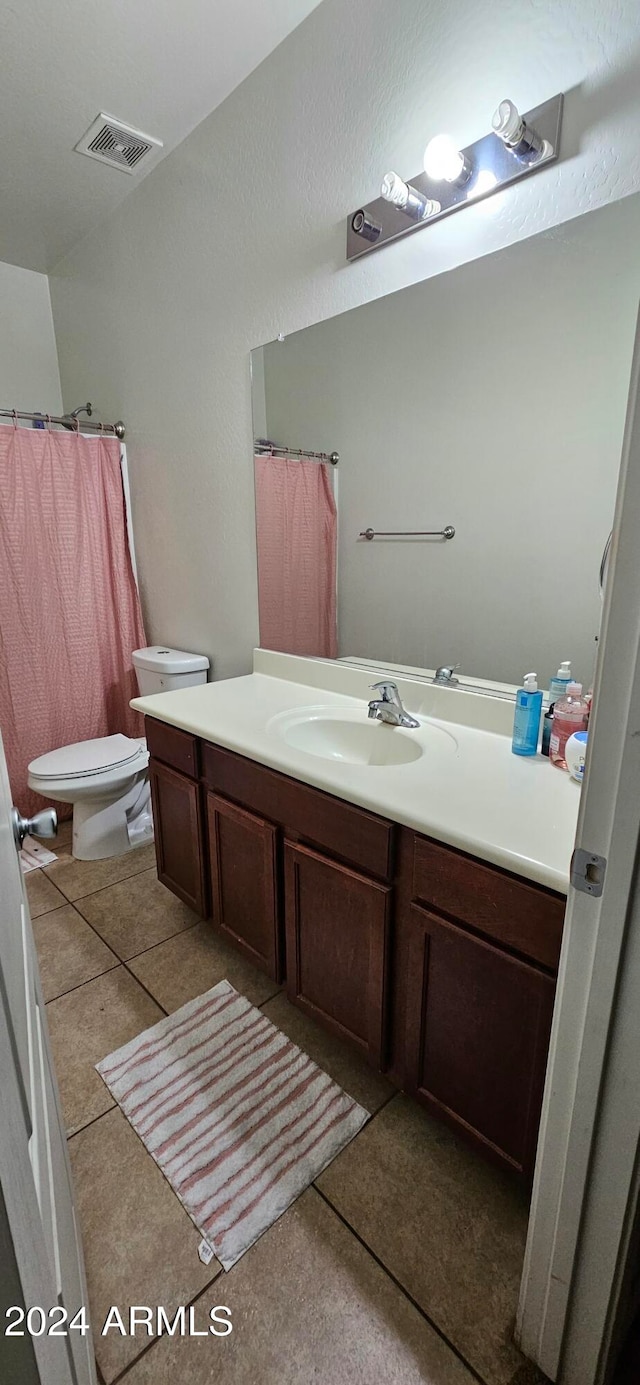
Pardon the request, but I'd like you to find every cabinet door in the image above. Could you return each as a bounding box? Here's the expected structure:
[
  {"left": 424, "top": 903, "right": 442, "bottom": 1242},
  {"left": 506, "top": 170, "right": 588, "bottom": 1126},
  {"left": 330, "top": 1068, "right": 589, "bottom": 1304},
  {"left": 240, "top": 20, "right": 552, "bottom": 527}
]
[
  {"left": 405, "top": 904, "right": 555, "bottom": 1178},
  {"left": 149, "top": 760, "right": 207, "bottom": 916},
  {"left": 207, "top": 792, "right": 282, "bottom": 982},
  {"left": 284, "top": 840, "right": 391, "bottom": 1067}
]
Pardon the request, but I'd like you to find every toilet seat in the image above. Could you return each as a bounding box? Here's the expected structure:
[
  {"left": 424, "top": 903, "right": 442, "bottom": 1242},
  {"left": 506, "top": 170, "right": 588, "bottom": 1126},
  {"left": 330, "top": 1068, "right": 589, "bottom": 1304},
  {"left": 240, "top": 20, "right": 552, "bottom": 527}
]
[{"left": 29, "top": 734, "right": 146, "bottom": 782}]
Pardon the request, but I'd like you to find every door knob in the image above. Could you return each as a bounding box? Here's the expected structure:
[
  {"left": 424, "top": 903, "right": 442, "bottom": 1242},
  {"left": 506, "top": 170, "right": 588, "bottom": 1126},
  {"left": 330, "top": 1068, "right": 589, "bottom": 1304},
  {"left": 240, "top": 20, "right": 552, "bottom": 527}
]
[{"left": 12, "top": 807, "right": 58, "bottom": 850}]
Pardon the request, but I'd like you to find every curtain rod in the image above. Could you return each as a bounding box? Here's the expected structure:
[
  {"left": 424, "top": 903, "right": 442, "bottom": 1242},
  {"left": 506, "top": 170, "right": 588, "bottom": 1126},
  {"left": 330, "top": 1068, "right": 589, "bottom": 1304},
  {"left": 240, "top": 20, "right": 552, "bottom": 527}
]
[
  {"left": 0, "top": 407, "right": 125, "bottom": 439},
  {"left": 255, "top": 439, "right": 339, "bottom": 465}
]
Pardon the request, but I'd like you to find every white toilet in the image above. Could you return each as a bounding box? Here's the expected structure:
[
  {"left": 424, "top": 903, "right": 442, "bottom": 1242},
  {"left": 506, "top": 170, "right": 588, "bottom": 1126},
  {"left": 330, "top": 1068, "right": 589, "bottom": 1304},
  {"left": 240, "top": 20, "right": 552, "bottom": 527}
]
[{"left": 28, "top": 646, "right": 209, "bottom": 861}]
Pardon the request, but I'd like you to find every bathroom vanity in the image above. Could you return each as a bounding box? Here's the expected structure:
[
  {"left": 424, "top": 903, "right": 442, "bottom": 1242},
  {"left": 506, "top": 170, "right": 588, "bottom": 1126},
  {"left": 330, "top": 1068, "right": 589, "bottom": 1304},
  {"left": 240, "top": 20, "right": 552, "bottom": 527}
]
[{"left": 134, "top": 652, "right": 577, "bottom": 1182}]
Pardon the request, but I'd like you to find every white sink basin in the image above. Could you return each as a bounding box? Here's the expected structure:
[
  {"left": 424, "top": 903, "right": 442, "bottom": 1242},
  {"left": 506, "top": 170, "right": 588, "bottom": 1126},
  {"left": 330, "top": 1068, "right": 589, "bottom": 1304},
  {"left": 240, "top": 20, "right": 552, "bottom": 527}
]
[{"left": 267, "top": 707, "right": 456, "bottom": 766}]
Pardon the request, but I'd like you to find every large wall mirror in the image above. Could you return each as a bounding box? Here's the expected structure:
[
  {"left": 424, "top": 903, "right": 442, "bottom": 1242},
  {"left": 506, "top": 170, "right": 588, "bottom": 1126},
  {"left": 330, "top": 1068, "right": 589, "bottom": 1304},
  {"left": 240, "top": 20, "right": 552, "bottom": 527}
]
[{"left": 251, "top": 194, "right": 640, "bottom": 691}]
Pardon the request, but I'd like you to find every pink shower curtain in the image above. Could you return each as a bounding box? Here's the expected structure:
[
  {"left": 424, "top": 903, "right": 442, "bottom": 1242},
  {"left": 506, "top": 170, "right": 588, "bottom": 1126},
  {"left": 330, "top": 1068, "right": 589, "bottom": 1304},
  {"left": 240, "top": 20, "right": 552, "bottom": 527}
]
[
  {"left": 255, "top": 455, "right": 337, "bottom": 658},
  {"left": 0, "top": 426, "right": 147, "bottom": 816}
]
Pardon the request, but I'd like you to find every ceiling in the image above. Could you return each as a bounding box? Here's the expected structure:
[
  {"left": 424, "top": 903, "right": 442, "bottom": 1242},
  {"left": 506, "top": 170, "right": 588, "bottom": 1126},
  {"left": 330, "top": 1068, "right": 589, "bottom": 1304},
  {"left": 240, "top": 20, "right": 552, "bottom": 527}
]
[{"left": 0, "top": 0, "right": 322, "bottom": 273}]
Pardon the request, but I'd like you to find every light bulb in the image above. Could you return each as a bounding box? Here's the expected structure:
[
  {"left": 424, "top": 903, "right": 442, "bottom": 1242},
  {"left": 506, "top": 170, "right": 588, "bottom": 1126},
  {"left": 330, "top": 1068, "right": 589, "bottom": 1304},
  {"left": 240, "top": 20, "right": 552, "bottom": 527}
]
[
  {"left": 492, "top": 100, "right": 523, "bottom": 145},
  {"left": 492, "top": 99, "right": 551, "bottom": 161},
  {"left": 381, "top": 171, "right": 411, "bottom": 207},
  {"left": 380, "top": 172, "right": 440, "bottom": 222},
  {"left": 423, "top": 135, "right": 471, "bottom": 184}
]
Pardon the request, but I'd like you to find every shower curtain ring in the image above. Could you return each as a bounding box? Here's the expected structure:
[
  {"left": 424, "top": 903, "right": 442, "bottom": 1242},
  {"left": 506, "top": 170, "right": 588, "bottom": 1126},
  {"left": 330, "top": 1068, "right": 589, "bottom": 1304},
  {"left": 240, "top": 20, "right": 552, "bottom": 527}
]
[
  {"left": 46, "top": 415, "right": 52, "bottom": 431},
  {"left": 11, "top": 410, "right": 17, "bottom": 428}
]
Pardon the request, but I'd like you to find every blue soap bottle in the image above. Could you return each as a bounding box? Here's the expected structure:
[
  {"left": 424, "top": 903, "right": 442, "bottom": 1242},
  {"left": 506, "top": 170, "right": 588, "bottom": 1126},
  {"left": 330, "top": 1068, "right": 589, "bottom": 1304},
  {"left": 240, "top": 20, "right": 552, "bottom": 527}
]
[{"left": 512, "top": 673, "right": 543, "bottom": 756}]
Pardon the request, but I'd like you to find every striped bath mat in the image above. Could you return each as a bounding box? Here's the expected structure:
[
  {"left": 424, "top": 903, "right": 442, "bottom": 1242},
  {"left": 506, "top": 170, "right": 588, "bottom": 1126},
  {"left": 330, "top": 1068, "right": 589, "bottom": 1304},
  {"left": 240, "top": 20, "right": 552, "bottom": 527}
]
[{"left": 96, "top": 980, "right": 368, "bottom": 1269}]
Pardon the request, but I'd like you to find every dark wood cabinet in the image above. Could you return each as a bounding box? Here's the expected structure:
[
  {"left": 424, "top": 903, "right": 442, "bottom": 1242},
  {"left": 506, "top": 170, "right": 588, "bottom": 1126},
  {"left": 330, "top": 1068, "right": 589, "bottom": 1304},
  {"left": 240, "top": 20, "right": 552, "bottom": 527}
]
[
  {"left": 206, "top": 791, "right": 282, "bottom": 982},
  {"left": 149, "top": 760, "right": 207, "bottom": 916},
  {"left": 404, "top": 903, "right": 555, "bottom": 1177},
  {"left": 146, "top": 716, "right": 566, "bottom": 1180},
  {"left": 284, "top": 840, "right": 391, "bottom": 1068}
]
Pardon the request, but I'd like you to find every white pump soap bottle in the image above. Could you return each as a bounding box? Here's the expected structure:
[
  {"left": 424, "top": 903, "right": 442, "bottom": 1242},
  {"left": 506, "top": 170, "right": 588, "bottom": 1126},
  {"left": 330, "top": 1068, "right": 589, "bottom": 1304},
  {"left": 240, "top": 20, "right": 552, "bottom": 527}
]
[{"left": 549, "top": 661, "right": 572, "bottom": 701}]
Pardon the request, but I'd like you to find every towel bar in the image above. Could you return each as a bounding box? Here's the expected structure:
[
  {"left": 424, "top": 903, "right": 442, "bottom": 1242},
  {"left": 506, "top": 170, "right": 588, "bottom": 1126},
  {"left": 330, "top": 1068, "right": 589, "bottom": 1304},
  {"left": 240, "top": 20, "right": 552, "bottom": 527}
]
[{"left": 359, "top": 525, "right": 455, "bottom": 541}]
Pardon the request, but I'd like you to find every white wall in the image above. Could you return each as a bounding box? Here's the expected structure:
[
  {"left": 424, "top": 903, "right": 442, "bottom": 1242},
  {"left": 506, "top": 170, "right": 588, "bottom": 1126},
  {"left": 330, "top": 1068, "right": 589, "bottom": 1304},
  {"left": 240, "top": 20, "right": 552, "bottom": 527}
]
[
  {"left": 49, "top": 0, "right": 640, "bottom": 679},
  {"left": 0, "top": 262, "right": 61, "bottom": 415},
  {"left": 261, "top": 196, "right": 640, "bottom": 686}
]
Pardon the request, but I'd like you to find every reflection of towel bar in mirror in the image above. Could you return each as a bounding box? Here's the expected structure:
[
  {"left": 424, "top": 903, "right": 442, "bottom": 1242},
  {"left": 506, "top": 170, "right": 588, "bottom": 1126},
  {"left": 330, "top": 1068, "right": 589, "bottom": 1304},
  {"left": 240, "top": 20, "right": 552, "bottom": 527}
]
[{"left": 359, "top": 525, "right": 455, "bottom": 541}]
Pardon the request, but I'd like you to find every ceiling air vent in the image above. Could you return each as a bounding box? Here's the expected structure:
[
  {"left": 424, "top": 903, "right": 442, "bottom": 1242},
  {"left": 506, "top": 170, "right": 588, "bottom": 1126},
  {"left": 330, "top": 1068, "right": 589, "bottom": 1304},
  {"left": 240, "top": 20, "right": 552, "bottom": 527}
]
[{"left": 74, "top": 113, "right": 163, "bottom": 175}]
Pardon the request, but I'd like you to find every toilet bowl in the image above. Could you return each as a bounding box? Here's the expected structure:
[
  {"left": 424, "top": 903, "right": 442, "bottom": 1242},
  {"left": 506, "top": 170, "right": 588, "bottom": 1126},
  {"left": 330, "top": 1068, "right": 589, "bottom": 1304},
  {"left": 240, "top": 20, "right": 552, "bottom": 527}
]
[
  {"left": 29, "top": 734, "right": 152, "bottom": 861},
  {"left": 27, "top": 645, "right": 210, "bottom": 861}
]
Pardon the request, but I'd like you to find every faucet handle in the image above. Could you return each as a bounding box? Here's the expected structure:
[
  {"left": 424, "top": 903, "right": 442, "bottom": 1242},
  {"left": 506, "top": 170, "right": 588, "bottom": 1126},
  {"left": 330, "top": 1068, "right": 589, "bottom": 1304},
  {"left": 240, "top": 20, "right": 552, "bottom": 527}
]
[
  {"left": 434, "top": 664, "right": 460, "bottom": 685},
  {"left": 369, "top": 681, "right": 399, "bottom": 701}
]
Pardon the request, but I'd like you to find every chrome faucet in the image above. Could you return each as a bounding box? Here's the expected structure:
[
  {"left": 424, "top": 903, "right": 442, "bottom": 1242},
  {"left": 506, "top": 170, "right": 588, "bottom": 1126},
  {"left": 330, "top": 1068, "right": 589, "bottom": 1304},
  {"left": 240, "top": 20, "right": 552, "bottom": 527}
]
[
  {"left": 368, "top": 681, "right": 420, "bottom": 728},
  {"left": 433, "top": 664, "right": 460, "bottom": 687}
]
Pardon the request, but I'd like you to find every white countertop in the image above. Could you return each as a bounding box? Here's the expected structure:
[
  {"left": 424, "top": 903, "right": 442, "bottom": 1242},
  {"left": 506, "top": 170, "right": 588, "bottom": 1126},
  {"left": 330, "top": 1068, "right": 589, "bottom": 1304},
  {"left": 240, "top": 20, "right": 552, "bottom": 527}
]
[{"left": 132, "top": 650, "right": 580, "bottom": 895}]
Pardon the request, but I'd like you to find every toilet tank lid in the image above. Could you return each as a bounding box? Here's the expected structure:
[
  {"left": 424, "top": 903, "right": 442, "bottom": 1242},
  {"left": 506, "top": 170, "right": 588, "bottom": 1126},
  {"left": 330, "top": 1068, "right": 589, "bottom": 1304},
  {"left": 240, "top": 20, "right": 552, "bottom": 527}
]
[{"left": 132, "top": 646, "right": 210, "bottom": 674}]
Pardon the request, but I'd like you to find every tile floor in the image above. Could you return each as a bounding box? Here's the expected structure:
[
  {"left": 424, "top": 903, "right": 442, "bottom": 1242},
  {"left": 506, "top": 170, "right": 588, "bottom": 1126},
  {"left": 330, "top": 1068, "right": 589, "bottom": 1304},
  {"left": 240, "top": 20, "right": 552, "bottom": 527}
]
[{"left": 29, "top": 837, "right": 546, "bottom": 1385}]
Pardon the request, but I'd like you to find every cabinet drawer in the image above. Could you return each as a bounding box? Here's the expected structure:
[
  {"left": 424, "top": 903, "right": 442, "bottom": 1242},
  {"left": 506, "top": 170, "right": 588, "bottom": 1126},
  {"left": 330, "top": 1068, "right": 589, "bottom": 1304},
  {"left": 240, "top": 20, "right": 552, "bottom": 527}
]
[
  {"left": 202, "top": 742, "right": 394, "bottom": 880},
  {"left": 146, "top": 717, "right": 199, "bottom": 779},
  {"left": 412, "top": 834, "right": 565, "bottom": 971}
]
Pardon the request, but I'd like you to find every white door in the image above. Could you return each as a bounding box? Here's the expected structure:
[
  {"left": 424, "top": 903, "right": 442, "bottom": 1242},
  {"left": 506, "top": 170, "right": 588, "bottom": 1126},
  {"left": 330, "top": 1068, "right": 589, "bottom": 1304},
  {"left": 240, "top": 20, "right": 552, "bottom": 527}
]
[
  {"left": 518, "top": 308, "right": 640, "bottom": 1381},
  {"left": 0, "top": 731, "right": 96, "bottom": 1385}
]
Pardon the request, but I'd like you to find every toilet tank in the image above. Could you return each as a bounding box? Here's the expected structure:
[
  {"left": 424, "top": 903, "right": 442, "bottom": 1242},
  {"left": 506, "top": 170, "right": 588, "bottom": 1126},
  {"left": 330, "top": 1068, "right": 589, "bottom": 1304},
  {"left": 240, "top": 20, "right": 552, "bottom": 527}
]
[{"left": 132, "top": 646, "right": 210, "bottom": 696}]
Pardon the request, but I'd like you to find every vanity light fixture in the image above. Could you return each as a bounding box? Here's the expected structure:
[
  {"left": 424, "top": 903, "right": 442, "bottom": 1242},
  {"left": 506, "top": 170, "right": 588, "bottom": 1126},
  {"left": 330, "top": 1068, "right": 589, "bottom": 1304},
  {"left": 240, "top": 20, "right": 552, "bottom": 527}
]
[
  {"left": 423, "top": 135, "right": 471, "bottom": 186},
  {"left": 380, "top": 171, "right": 441, "bottom": 222},
  {"left": 346, "top": 92, "right": 563, "bottom": 262}
]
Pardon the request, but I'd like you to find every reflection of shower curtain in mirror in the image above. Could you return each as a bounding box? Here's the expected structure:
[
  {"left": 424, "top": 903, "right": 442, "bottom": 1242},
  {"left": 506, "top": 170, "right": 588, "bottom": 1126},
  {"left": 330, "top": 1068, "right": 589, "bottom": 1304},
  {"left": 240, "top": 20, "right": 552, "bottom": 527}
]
[
  {"left": 0, "top": 426, "right": 147, "bottom": 815},
  {"left": 255, "top": 455, "right": 337, "bottom": 658}
]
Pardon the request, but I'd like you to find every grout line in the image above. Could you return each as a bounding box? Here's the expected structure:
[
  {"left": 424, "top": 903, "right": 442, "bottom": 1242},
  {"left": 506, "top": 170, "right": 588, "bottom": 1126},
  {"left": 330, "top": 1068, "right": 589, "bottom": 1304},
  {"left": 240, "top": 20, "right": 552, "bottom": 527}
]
[
  {"left": 43, "top": 949, "right": 168, "bottom": 1025},
  {"left": 107, "top": 1270, "right": 223, "bottom": 1384},
  {"left": 41, "top": 893, "right": 180, "bottom": 1014},
  {"left": 120, "top": 957, "right": 169, "bottom": 1016},
  {"left": 43, "top": 957, "right": 121, "bottom": 1007},
  {"left": 71, "top": 906, "right": 198, "bottom": 974},
  {"left": 44, "top": 855, "right": 156, "bottom": 906},
  {"left": 29, "top": 902, "right": 72, "bottom": 921},
  {"left": 27, "top": 893, "right": 69, "bottom": 918},
  {"left": 258, "top": 986, "right": 285, "bottom": 1008},
  {"left": 363, "top": 1090, "right": 398, "bottom": 1121},
  {"left": 115, "top": 917, "right": 203, "bottom": 966},
  {"left": 311, "top": 1186, "right": 488, "bottom": 1385},
  {"left": 67, "top": 1104, "right": 117, "bottom": 1142},
  {"left": 115, "top": 923, "right": 199, "bottom": 970}
]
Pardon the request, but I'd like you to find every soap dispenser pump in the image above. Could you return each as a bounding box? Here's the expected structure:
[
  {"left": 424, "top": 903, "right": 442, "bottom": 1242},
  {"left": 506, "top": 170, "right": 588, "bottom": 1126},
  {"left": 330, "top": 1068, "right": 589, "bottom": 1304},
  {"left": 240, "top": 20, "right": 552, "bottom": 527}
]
[
  {"left": 512, "top": 673, "right": 543, "bottom": 757},
  {"left": 549, "top": 661, "right": 572, "bottom": 700}
]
